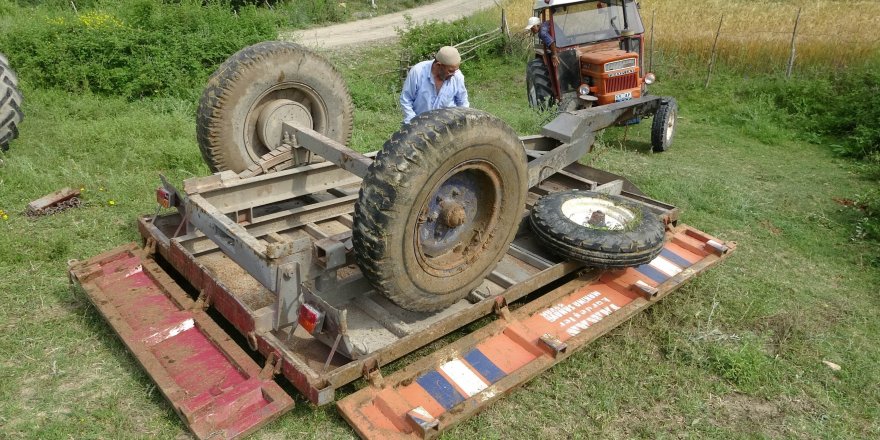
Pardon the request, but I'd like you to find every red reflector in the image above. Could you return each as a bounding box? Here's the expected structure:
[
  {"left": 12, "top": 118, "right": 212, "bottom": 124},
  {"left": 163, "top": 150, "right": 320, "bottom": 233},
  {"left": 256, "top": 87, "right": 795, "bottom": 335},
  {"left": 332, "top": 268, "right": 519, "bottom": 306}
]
[
  {"left": 156, "top": 187, "right": 175, "bottom": 208},
  {"left": 298, "top": 303, "right": 324, "bottom": 335}
]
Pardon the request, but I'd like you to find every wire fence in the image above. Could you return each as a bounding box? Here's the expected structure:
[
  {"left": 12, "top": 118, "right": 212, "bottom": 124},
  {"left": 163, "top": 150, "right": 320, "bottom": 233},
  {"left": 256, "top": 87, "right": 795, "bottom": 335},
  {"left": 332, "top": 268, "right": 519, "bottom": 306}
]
[{"left": 644, "top": 6, "right": 880, "bottom": 83}]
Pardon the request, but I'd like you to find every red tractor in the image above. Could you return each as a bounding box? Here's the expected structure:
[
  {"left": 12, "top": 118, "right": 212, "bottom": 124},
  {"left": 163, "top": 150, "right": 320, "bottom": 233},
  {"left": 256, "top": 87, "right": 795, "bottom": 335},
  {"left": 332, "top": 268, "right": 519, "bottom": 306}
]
[{"left": 526, "top": 0, "right": 677, "bottom": 152}]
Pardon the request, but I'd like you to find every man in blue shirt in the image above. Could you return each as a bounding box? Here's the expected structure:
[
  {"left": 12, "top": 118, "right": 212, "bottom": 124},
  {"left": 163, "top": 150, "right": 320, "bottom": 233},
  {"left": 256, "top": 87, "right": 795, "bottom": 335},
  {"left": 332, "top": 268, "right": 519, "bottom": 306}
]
[
  {"left": 399, "top": 46, "right": 469, "bottom": 124},
  {"left": 526, "top": 16, "right": 557, "bottom": 66}
]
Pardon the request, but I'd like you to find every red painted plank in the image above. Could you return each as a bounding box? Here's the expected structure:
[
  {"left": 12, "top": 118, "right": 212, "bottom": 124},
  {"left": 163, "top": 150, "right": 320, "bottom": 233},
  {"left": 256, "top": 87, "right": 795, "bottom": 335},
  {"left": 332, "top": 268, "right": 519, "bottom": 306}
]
[
  {"left": 337, "top": 225, "right": 735, "bottom": 439},
  {"left": 70, "top": 244, "right": 294, "bottom": 439}
]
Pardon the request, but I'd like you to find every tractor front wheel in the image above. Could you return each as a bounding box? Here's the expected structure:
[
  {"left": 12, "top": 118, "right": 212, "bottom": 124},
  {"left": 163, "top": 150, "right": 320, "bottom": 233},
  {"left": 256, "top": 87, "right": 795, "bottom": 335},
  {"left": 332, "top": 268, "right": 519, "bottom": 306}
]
[
  {"left": 651, "top": 98, "right": 678, "bottom": 152},
  {"left": 353, "top": 108, "right": 528, "bottom": 312}
]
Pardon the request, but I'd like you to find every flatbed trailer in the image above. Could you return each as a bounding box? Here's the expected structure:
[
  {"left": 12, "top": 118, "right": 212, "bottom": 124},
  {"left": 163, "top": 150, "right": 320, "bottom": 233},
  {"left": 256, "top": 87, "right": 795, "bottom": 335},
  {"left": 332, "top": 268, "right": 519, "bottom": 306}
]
[
  {"left": 67, "top": 41, "right": 734, "bottom": 440},
  {"left": 69, "top": 152, "right": 733, "bottom": 439}
]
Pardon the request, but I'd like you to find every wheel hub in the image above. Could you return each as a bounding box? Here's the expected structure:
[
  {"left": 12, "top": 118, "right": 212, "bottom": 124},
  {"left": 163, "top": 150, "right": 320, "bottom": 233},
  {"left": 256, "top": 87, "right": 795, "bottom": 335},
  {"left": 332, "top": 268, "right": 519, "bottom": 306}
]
[
  {"left": 440, "top": 200, "right": 466, "bottom": 228},
  {"left": 561, "top": 197, "right": 635, "bottom": 230},
  {"left": 416, "top": 162, "right": 502, "bottom": 272},
  {"left": 256, "top": 99, "right": 314, "bottom": 150}
]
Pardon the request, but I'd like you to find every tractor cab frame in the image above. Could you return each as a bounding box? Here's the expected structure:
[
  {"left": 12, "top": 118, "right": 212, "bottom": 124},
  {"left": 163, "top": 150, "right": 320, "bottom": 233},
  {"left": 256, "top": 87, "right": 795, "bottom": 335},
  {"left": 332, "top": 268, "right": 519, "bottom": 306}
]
[{"left": 528, "top": 0, "right": 652, "bottom": 110}]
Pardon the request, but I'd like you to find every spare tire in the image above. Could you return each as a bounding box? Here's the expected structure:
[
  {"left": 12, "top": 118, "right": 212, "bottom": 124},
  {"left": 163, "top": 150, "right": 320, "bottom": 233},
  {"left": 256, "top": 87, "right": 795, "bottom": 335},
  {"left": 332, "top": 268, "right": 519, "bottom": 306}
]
[
  {"left": 353, "top": 108, "right": 528, "bottom": 312},
  {"left": 197, "top": 41, "right": 354, "bottom": 173},
  {"left": 529, "top": 190, "right": 666, "bottom": 268},
  {"left": 0, "top": 53, "right": 24, "bottom": 152}
]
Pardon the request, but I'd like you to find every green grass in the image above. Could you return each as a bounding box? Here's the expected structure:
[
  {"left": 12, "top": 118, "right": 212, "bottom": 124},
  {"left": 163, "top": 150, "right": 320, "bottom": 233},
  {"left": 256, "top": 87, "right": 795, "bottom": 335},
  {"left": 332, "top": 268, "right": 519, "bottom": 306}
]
[{"left": 2, "top": 19, "right": 880, "bottom": 440}]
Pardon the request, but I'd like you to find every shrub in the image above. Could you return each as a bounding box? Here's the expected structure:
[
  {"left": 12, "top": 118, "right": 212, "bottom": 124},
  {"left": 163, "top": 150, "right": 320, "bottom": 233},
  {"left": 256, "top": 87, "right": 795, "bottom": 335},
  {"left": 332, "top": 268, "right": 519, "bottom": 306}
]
[
  {"left": 0, "top": 0, "right": 278, "bottom": 100},
  {"left": 397, "top": 16, "right": 506, "bottom": 68},
  {"left": 774, "top": 61, "right": 880, "bottom": 161}
]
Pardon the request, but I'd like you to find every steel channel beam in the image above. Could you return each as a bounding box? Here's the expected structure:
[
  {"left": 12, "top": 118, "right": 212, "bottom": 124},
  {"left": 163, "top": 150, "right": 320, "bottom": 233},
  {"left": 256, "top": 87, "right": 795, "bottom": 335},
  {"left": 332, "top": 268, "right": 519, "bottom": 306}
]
[
  {"left": 541, "top": 95, "right": 663, "bottom": 143},
  {"left": 188, "top": 193, "right": 278, "bottom": 291},
  {"left": 285, "top": 123, "right": 373, "bottom": 179},
  {"left": 193, "top": 161, "right": 362, "bottom": 213},
  {"left": 183, "top": 194, "right": 358, "bottom": 256},
  {"left": 526, "top": 135, "right": 595, "bottom": 188}
]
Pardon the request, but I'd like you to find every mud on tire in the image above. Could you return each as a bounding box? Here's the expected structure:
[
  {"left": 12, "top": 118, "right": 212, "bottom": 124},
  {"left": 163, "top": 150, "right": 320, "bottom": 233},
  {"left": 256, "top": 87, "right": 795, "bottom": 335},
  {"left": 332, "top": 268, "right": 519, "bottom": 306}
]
[
  {"left": 529, "top": 190, "right": 666, "bottom": 268},
  {"left": 353, "top": 108, "right": 528, "bottom": 312},
  {"left": 0, "top": 53, "right": 24, "bottom": 152},
  {"left": 197, "top": 41, "right": 354, "bottom": 173}
]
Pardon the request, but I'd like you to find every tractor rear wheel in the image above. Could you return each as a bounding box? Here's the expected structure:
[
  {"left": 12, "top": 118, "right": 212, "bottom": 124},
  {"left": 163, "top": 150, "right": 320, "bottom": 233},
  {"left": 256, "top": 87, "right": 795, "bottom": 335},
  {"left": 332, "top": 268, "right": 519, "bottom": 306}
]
[
  {"left": 526, "top": 59, "right": 554, "bottom": 110},
  {"left": 197, "top": 41, "right": 354, "bottom": 173},
  {"left": 0, "top": 53, "right": 24, "bottom": 152},
  {"left": 651, "top": 98, "right": 677, "bottom": 152},
  {"left": 353, "top": 108, "right": 528, "bottom": 312},
  {"left": 530, "top": 190, "right": 666, "bottom": 268}
]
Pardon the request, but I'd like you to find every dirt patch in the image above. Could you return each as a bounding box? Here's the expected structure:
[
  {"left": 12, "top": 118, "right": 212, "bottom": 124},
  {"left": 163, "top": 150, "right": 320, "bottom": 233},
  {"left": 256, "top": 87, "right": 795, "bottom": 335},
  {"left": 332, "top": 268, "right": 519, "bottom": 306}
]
[
  {"left": 760, "top": 219, "right": 782, "bottom": 235},
  {"left": 707, "top": 392, "right": 787, "bottom": 437},
  {"left": 757, "top": 313, "right": 801, "bottom": 357}
]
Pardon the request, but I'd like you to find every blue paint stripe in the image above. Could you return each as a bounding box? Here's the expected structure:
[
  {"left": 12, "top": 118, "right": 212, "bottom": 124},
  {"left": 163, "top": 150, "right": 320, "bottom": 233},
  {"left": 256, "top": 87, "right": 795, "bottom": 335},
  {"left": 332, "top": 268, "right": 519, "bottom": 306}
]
[
  {"left": 463, "top": 349, "right": 506, "bottom": 384},
  {"left": 660, "top": 248, "right": 692, "bottom": 269},
  {"left": 416, "top": 370, "right": 465, "bottom": 410},
  {"left": 636, "top": 264, "right": 669, "bottom": 284}
]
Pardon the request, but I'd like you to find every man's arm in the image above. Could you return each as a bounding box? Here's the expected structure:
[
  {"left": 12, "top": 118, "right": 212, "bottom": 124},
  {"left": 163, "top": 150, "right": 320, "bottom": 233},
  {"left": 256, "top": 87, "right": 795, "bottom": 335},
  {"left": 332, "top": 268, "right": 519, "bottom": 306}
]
[
  {"left": 400, "top": 69, "right": 418, "bottom": 124},
  {"left": 454, "top": 73, "right": 469, "bottom": 108},
  {"left": 539, "top": 22, "right": 556, "bottom": 51}
]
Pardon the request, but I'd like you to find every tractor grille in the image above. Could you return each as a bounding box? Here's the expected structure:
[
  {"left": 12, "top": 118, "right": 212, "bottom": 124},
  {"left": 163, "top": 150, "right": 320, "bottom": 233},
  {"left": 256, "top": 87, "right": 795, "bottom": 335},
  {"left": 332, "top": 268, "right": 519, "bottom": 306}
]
[
  {"left": 605, "top": 58, "right": 636, "bottom": 72},
  {"left": 604, "top": 73, "right": 638, "bottom": 93}
]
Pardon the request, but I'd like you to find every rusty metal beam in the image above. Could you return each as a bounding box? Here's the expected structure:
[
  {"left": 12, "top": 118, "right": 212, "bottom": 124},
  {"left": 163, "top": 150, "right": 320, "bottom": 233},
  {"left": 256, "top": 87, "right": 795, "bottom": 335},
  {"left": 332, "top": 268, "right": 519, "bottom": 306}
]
[
  {"left": 186, "top": 161, "right": 362, "bottom": 213},
  {"left": 285, "top": 123, "right": 373, "bottom": 178}
]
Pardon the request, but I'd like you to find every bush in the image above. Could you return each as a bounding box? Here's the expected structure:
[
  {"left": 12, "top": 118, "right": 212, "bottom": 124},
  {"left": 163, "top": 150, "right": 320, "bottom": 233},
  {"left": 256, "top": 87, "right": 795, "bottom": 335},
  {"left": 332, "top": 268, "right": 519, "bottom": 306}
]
[
  {"left": 397, "top": 16, "right": 505, "bottom": 68},
  {"left": 774, "top": 61, "right": 880, "bottom": 161},
  {"left": 0, "top": 0, "right": 278, "bottom": 100}
]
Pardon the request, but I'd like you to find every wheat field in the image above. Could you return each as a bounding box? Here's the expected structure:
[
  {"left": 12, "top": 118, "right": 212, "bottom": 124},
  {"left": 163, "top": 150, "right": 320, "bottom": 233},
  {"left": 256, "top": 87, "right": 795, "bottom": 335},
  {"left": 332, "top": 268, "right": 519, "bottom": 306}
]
[{"left": 499, "top": 0, "right": 880, "bottom": 71}]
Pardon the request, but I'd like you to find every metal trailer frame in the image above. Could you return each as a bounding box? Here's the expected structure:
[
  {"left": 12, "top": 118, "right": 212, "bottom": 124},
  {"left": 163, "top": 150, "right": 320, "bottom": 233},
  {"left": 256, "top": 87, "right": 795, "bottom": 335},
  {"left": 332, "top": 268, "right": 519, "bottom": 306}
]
[{"left": 68, "top": 96, "right": 734, "bottom": 439}]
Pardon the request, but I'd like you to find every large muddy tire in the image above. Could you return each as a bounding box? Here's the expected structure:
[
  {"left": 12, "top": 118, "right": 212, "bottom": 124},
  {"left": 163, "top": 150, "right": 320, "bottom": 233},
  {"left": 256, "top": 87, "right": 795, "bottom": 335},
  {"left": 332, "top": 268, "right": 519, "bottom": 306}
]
[
  {"left": 651, "top": 98, "right": 677, "bottom": 152},
  {"left": 0, "top": 53, "right": 24, "bottom": 152},
  {"left": 197, "top": 41, "right": 354, "bottom": 173},
  {"left": 353, "top": 108, "right": 528, "bottom": 312},
  {"left": 526, "top": 58, "right": 553, "bottom": 110},
  {"left": 530, "top": 190, "right": 666, "bottom": 268}
]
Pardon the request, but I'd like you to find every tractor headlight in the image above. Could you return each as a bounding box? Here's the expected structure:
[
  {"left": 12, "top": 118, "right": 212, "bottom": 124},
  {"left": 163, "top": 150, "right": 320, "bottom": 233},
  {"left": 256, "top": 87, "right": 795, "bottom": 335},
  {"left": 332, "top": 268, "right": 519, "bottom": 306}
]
[
  {"left": 578, "top": 84, "right": 590, "bottom": 96},
  {"left": 644, "top": 73, "right": 656, "bottom": 85}
]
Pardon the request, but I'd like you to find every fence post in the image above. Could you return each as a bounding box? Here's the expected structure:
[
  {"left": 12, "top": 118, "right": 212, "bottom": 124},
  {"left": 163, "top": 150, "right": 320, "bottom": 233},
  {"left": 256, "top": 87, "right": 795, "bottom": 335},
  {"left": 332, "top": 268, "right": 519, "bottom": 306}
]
[
  {"left": 705, "top": 15, "right": 723, "bottom": 88},
  {"left": 649, "top": 9, "right": 655, "bottom": 72},
  {"left": 786, "top": 7, "right": 802, "bottom": 79},
  {"left": 501, "top": 8, "right": 510, "bottom": 41}
]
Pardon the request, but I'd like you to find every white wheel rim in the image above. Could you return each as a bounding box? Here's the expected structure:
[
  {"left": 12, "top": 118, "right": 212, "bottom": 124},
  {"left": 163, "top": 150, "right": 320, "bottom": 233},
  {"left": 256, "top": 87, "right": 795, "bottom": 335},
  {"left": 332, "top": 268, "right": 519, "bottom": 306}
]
[
  {"left": 560, "top": 197, "right": 635, "bottom": 230},
  {"left": 665, "top": 110, "right": 676, "bottom": 142}
]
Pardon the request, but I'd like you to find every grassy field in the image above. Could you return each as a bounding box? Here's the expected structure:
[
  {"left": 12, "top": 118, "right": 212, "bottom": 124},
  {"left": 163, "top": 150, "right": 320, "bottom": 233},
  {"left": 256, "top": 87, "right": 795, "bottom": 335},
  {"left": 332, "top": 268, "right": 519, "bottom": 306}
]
[{"left": 2, "top": 2, "right": 879, "bottom": 440}]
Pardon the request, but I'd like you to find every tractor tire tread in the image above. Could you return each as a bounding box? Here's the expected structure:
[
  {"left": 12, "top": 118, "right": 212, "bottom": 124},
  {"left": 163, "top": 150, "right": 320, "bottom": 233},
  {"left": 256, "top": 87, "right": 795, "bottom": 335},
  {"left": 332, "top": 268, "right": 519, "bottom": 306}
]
[{"left": 0, "top": 53, "right": 23, "bottom": 152}]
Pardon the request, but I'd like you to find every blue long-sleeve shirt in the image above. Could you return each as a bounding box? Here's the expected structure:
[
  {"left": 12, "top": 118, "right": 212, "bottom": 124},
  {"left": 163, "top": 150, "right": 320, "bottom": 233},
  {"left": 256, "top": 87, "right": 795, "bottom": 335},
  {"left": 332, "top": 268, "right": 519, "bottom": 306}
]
[
  {"left": 538, "top": 21, "right": 554, "bottom": 48},
  {"left": 400, "top": 60, "right": 469, "bottom": 124}
]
